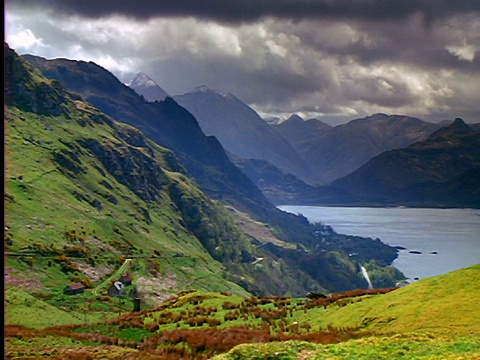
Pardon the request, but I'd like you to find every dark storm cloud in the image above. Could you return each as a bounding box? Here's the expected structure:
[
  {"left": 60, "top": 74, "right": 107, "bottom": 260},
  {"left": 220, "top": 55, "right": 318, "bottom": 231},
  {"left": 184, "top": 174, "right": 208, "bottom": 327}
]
[
  {"left": 291, "top": 15, "right": 480, "bottom": 72},
  {"left": 10, "top": 0, "right": 480, "bottom": 23},
  {"left": 6, "top": 0, "right": 480, "bottom": 124}
]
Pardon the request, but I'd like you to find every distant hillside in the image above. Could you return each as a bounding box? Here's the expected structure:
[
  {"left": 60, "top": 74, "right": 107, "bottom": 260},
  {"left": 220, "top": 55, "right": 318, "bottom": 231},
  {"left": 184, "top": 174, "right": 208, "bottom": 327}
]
[
  {"left": 471, "top": 122, "right": 480, "bottom": 132},
  {"left": 330, "top": 118, "right": 480, "bottom": 207},
  {"left": 270, "top": 114, "right": 332, "bottom": 155},
  {"left": 127, "top": 72, "right": 169, "bottom": 102},
  {"left": 272, "top": 113, "right": 440, "bottom": 184},
  {"left": 173, "top": 86, "right": 315, "bottom": 184},
  {"left": 249, "top": 116, "right": 480, "bottom": 207},
  {"left": 234, "top": 157, "right": 354, "bottom": 206}
]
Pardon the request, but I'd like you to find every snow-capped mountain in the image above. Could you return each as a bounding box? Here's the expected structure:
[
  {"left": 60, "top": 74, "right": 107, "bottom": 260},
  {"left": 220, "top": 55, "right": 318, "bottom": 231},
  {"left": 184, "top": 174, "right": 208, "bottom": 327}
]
[{"left": 127, "top": 72, "right": 169, "bottom": 102}]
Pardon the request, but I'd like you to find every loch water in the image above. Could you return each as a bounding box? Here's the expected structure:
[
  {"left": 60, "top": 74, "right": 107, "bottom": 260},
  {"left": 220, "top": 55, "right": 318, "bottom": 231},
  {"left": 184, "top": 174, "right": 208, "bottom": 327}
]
[{"left": 279, "top": 205, "right": 480, "bottom": 282}]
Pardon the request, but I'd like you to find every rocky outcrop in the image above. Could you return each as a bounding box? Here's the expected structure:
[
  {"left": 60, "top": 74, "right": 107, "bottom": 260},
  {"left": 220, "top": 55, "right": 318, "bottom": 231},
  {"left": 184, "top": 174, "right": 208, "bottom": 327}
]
[
  {"left": 5, "top": 43, "right": 68, "bottom": 117},
  {"left": 79, "top": 138, "right": 168, "bottom": 202}
]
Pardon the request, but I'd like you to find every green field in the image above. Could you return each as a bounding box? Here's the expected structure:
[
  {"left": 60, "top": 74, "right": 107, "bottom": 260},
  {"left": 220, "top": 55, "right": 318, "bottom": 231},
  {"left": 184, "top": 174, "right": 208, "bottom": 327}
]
[{"left": 6, "top": 265, "right": 480, "bottom": 359}]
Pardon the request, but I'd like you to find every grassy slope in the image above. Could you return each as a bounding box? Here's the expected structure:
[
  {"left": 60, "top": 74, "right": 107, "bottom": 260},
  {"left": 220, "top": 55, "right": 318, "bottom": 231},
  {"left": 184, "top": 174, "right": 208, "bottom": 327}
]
[
  {"left": 215, "top": 264, "right": 480, "bottom": 359},
  {"left": 5, "top": 103, "right": 250, "bottom": 321},
  {"left": 132, "top": 264, "right": 480, "bottom": 338},
  {"left": 6, "top": 265, "right": 479, "bottom": 359},
  {"left": 214, "top": 335, "right": 480, "bottom": 360},
  {"left": 316, "top": 263, "right": 480, "bottom": 337},
  {"left": 6, "top": 286, "right": 88, "bottom": 327}
]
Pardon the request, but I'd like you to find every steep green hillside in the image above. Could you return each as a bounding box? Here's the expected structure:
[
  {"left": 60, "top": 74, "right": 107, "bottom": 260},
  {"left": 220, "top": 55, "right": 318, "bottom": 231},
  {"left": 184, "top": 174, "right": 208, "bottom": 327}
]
[
  {"left": 5, "top": 78, "right": 250, "bottom": 305},
  {"left": 7, "top": 42, "right": 329, "bottom": 312}
]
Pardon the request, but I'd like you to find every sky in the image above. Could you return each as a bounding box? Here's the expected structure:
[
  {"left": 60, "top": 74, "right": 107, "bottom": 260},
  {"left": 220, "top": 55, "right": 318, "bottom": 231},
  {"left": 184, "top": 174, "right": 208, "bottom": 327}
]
[{"left": 5, "top": 0, "right": 480, "bottom": 125}]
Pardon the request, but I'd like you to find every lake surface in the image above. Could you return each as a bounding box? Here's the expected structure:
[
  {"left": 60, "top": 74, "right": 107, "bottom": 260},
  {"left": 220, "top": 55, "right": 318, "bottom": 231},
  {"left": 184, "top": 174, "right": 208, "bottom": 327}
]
[{"left": 279, "top": 206, "right": 480, "bottom": 282}]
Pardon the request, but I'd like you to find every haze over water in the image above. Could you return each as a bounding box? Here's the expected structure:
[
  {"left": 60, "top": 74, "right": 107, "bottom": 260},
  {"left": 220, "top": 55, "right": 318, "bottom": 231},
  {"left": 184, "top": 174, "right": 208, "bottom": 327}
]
[{"left": 279, "top": 206, "right": 480, "bottom": 282}]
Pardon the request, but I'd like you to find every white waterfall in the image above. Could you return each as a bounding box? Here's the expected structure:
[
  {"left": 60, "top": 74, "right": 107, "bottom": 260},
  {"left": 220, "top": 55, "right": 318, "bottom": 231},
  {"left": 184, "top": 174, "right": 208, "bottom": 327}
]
[{"left": 360, "top": 265, "right": 373, "bottom": 289}]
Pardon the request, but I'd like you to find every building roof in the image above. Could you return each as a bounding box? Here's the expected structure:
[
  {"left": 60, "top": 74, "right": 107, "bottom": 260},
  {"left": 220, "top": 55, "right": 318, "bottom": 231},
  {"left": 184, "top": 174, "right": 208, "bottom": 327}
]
[
  {"left": 113, "top": 281, "right": 124, "bottom": 291},
  {"left": 68, "top": 282, "right": 85, "bottom": 290},
  {"left": 121, "top": 274, "right": 133, "bottom": 282}
]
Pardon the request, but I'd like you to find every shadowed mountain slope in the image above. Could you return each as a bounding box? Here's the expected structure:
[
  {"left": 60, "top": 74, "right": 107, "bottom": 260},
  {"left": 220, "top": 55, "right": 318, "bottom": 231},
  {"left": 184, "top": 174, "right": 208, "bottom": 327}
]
[
  {"left": 272, "top": 113, "right": 441, "bottom": 184},
  {"left": 330, "top": 118, "right": 480, "bottom": 207},
  {"left": 173, "top": 86, "right": 315, "bottom": 184},
  {"left": 22, "top": 54, "right": 274, "bottom": 217},
  {"left": 270, "top": 114, "right": 332, "bottom": 155}
]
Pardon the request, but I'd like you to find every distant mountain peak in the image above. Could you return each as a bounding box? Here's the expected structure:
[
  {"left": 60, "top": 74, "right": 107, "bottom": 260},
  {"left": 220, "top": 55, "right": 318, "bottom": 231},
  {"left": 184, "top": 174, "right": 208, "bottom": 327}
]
[
  {"left": 188, "top": 85, "right": 232, "bottom": 99},
  {"left": 128, "top": 72, "right": 158, "bottom": 87},
  {"left": 285, "top": 114, "right": 304, "bottom": 124},
  {"left": 263, "top": 116, "right": 282, "bottom": 125},
  {"left": 450, "top": 118, "right": 470, "bottom": 129},
  {"left": 127, "top": 72, "right": 169, "bottom": 102},
  {"left": 445, "top": 118, "right": 474, "bottom": 134},
  {"left": 371, "top": 113, "right": 389, "bottom": 118},
  {"left": 192, "top": 84, "right": 210, "bottom": 92},
  {"left": 429, "top": 117, "right": 474, "bottom": 139}
]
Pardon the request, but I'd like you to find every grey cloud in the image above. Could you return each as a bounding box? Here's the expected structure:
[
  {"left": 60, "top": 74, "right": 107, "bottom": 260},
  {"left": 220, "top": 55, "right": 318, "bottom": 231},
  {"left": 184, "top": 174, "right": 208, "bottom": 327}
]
[
  {"left": 342, "top": 76, "right": 416, "bottom": 108},
  {"left": 282, "top": 15, "right": 480, "bottom": 72},
  {"left": 9, "top": 0, "right": 480, "bottom": 24},
  {"left": 6, "top": 2, "right": 480, "bottom": 124}
]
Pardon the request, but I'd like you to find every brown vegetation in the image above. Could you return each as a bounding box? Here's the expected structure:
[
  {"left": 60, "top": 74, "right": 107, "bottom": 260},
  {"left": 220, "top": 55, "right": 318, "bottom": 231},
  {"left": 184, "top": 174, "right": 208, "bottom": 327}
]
[
  {"left": 140, "top": 326, "right": 358, "bottom": 359},
  {"left": 303, "top": 288, "right": 397, "bottom": 309},
  {"left": 6, "top": 289, "right": 399, "bottom": 359}
]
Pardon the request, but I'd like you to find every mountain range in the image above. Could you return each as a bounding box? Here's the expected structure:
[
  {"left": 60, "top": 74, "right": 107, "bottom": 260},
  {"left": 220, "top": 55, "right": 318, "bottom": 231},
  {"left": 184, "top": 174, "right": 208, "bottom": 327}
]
[
  {"left": 124, "top": 71, "right": 479, "bottom": 208},
  {"left": 173, "top": 86, "right": 315, "bottom": 184},
  {"left": 271, "top": 113, "right": 442, "bottom": 184},
  {"left": 330, "top": 118, "right": 480, "bottom": 207}
]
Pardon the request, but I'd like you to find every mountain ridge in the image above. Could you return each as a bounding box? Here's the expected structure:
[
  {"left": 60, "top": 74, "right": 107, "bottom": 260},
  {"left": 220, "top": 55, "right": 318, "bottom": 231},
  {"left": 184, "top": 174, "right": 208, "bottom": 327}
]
[
  {"left": 127, "top": 72, "right": 169, "bottom": 102},
  {"left": 22, "top": 54, "right": 274, "bottom": 217},
  {"left": 173, "top": 85, "right": 316, "bottom": 184},
  {"left": 273, "top": 113, "right": 442, "bottom": 184},
  {"left": 329, "top": 118, "right": 480, "bottom": 207}
]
